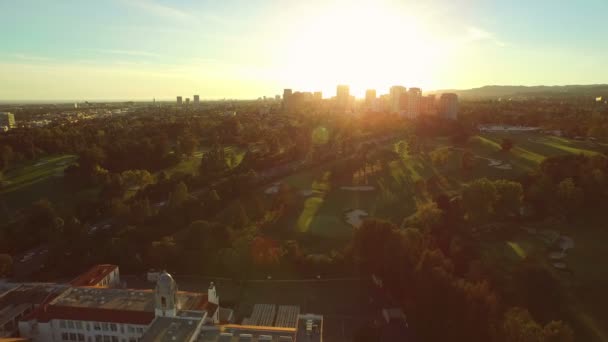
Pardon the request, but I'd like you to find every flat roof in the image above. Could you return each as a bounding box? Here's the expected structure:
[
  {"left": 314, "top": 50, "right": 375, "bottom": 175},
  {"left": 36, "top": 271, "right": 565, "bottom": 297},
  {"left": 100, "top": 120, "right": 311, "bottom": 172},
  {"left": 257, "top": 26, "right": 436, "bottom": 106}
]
[
  {"left": 50, "top": 287, "right": 206, "bottom": 312},
  {"left": 198, "top": 325, "right": 296, "bottom": 342},
  {"left": 295, "top": 314, "right": 323, "bottom": 342},
  {"left": 70, "top": 264, "right": 118, "bottom": 287},
  {"left": 140, "top": 316, "right": 203, "bottom": 342}
]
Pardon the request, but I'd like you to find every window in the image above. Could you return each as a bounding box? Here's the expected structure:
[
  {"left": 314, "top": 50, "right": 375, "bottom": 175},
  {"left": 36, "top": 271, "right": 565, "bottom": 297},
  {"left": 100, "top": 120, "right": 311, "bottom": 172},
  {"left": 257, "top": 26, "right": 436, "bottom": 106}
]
[
  {"left": 103, "top": 336, "right": 110, "bottom": 342},
  {"left": 120, "top": 324, "right": 124, "bottom": 334},
  {"left": 129, "top": 339, "right": 136, "bottom": 342},
  {"left": 60, "top": 320, "right": 67, "bottom": 329},
  {"left": 88, "top": 337, "right": 92, "bottom": 342},
  {"left": 127, "top": 326, "right": 134, "bottom": 334},
  {"left": 76, "top": 321, "right": 83, "bottom": 330},
  {"left": 68, "top": 321, "right": 75, "bottom": 329},
  {"left": 161, "top": 296, "right": 166, "bottom": 308},
  {"left": 95, "top": 335, "right": 102, "bottom": 342},
  {"left": 61, "top": 332, "right": 69, "bottom": 341},
  {"left": 86, "top": 322, "right": 91, "bottom": 331},
  {"left": 110, "top": 323, "right": 117, "bottom": 332},
  {"left": 111, "top": 337, "right": 118, "bottom": 342},
  {"left": 69, "top": 332, "right": 77, "bottom": 341},
  {"left": 102, "top": 323, "right": 109, "bottom": 331},
  {"left": 78, "top": 333, "right": 85, "bottom": 341},
  {"left": 136, "top": 327, "right": 144, "bottom": 334},
  {"left": 94, "top": 322, "right": 101, "bottom": 331}
]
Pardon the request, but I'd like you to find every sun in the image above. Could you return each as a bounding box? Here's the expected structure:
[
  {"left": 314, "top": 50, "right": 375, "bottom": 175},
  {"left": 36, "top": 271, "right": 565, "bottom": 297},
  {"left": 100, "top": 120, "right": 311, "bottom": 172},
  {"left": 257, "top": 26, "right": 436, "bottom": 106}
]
[{"left": 279, "top": 2, "right": 444, "bottom": 97}]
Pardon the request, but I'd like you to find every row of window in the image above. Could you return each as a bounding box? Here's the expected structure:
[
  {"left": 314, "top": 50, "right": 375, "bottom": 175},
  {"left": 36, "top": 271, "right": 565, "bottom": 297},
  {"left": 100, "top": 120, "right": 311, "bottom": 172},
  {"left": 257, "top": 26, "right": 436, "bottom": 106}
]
[
  {"left": 58, "top": 320, "right": 143, "bottom": 335},
  {"left": 61, "top": 333, "right": 139, "bottom": 342}
]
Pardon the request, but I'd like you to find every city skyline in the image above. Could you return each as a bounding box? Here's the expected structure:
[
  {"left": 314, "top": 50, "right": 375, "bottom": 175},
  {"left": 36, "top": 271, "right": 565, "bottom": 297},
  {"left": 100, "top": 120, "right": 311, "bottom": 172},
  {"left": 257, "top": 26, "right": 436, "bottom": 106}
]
[{"left": 1, "top": 0, "right": 608, "bottom": 101}]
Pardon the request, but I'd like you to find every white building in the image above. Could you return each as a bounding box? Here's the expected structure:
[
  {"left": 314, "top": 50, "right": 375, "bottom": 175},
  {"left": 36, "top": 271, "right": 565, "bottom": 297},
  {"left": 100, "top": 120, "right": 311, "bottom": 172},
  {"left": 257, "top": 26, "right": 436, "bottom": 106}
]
[
  {"left": 18, "top": 267, "right": 223, "bottom": 342},
  {"left": 0, "top": 112, "right": 16, "bottom": 130},
  {"left": 389, "top": 86, "right": 406, "bottom": 114}
]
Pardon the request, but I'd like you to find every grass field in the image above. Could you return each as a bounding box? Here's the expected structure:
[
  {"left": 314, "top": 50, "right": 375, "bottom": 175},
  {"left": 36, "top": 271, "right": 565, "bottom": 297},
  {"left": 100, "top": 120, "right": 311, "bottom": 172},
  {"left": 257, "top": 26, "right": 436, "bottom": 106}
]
[
  {"left": 216, "top": 132, "right": 607, "bottom": 246},
  {"left": 163, "top": 146, "right": 247, "bottom": 177},
  {"left": 0, "top": 154, "right": 97, "bottom": 216}
]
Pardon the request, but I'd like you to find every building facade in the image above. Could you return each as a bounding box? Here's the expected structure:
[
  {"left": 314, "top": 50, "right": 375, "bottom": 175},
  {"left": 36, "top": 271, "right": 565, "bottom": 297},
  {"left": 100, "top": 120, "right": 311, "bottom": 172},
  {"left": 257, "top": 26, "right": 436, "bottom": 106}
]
[
  {"left": 439, "top": 93, "right": 459, "bottom": 120},
  {"left": 406, "top": 88, "right": 422, "bottom": 118},
  {"left": 176, "top": 97, "right": 183, "bottom": 106},
  {"left": 0, "top": 112, "right": 16, "bottom": 130}
]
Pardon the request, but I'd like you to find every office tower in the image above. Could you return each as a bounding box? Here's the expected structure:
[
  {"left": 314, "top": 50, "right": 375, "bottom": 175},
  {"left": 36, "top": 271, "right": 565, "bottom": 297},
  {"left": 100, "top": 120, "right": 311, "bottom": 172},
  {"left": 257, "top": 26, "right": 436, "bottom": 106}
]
[
  {"left": 275, "top": 95, "right": 281, "bottom": 101},
  {"left": 0, "top": 112, "right": 16, "bottom": 129},
  {"left": 283, "top": 89, "right": 293, "bottom": 111},
  {"left": 390, "top": 86, "right": 406, "bottom": 113},
  {"left": 336, "top": 85, "right": 350, "bottom": 111},
  {"left": 193, "top": 95, "right": 200, "bottom": 104},
  {"left": 176, "top": 96, "right": 183, "bottom": 105},
  {"left": 185, "top": 98, "right": 190, "bottom": 105},
  {"left": 313, "top": 92, "right": 322, "bottom": 101},
  {"left": 420, "top": 95, "right": 436, "bottom": 115},
  {"left": 365, "top": 89, "right": 376, "bottom": 106},
  {"left": 439, "top": 93, "right": 459, "bottom": 120},
  {"left": 407, "top": 87, "right": 422, "bottom": 118}
]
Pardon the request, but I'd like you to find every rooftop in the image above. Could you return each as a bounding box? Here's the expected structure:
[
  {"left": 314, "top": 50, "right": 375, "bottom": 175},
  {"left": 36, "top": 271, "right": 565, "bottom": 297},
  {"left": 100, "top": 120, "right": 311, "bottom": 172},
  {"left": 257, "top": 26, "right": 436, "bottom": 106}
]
[
  {"left": 295, "top": 314, "right": 323, "bottom": 342},
  {"left": 140, "top": 316, "right": 203, "bottom": 342},
  {"left": 198, "top": 325, "right": 296, "bottom": 342},
  {"left": 69, "top": 264, "right": 118, "bottom": 287}
]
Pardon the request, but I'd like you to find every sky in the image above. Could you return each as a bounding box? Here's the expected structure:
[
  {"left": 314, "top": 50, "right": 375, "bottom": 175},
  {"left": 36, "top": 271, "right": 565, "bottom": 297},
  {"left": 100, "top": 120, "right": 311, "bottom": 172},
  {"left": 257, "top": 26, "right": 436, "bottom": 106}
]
[{"left": 0, "top": 0, "right": 607, "bottom": 101}]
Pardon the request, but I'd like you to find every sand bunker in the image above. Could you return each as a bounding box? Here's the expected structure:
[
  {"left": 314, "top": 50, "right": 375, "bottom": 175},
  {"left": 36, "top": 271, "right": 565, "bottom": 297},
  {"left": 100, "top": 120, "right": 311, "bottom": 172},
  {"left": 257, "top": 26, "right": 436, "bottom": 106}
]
[
  {"left": 495, "top": 164, "right": 513, "bottom": 170},
  {"left": 559, "top": 236, "right": 574, "bottom": 251},
  {"left": 340, "top": 186, "right": 375, "bottom": 191},
  {"left": 264, "top": 182, "right": 281, "bottom": 194},
  {"left": 344, "top": 209, "right": 368, "bottom": 228},
  {"left": 552, "top": 262, "right": 567, "bottom": 269},
  {"left": 549, "top": 252, "right": 565, "bottom": 260},
  {"left": 299, "top": 189, "right": 315, "bottom": 197}
]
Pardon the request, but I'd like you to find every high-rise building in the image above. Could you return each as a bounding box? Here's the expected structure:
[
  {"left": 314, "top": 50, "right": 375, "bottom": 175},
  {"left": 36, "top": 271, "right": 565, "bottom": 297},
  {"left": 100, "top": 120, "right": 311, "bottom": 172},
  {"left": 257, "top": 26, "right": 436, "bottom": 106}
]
[
  {"left": 420, "top": 95, "right": 436, "bottom": 115},
  {"left": 313, "top": 91, "right": 322, "bottom": 101},
  {"left": 365, "top": 89, "right": 376, "bottom": 107},
  {"left": 390, "top": 86, "right": 406, "bottom": 113},
  {"left": 0, "top": 112, "right": 16, "bottom": 129},
  {"left": 176, "top": 96, "right": 183, "bottom": 105},
  {"left": 283, "top": 89, "right": 293, "bottom": 111},
  {"left": 275, "top": 95, "right": 281, "bottom": 101},
  {"left": 193, "top": 95, "right": 200, "bottom": 105},
  {"left": 336, "top": 85, "right": 350, "bottom": 111},
  {"left": 407, "top": 87, "right": 422, "bottom": 118},
  {"left": 439, "top": 93, "right": 459, "bottom": 120},
  {"left": 185, "top": 98, "right": 190, "bottom": 105}
]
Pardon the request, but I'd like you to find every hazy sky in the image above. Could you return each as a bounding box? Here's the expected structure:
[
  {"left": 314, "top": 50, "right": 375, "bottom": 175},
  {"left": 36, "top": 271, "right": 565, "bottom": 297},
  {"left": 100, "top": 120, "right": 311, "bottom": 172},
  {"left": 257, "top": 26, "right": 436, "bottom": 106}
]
[{"left": 1, "top": 0, "right": 607, "bottom": 100}]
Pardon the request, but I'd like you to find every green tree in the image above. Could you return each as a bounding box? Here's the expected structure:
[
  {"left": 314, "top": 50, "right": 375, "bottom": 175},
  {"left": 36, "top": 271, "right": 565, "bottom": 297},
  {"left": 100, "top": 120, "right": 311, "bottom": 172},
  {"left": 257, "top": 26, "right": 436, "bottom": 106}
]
[
  {"left": 169, "top": 182, "right": 190, "bottom": 208},
  {"left": 501, "top": 138, "right": 515, "bottom": 152},
  {"left": 0, "top": 254, "right": 13, "bottom": 277},
  {"left": 543, "top": 321, "right": 574, "bottom": 342},
  {"left": 461, "top": 178, "right": 498, "bottom": 223},
  {"left": 494, "top": 179, "right": 523, "bottom": 218},
  {"left": 414, "top": 201, "right": 443, "bottom": 230},
  {"left": 502, "top": 307, "right": 544, "bottom": 342},
  {"left": 556, "top": 178, "right": 583, "bottom": 218}
]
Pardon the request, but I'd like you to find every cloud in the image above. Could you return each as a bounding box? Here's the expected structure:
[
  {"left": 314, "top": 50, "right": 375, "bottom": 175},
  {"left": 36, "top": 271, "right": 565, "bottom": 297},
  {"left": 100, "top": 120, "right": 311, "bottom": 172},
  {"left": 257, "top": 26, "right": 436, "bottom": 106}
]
[
  {"left": 465, "top": 26, "right": 507, "bottom": 47},
  {"left": 89, "top": 49, "right": 161, "bottom": 58},
  {"left": 10, "top": 53, "right": 53, "bottom": 62},
  {"left": 121, "top": 0, "right": 192, "bottom": 21}
]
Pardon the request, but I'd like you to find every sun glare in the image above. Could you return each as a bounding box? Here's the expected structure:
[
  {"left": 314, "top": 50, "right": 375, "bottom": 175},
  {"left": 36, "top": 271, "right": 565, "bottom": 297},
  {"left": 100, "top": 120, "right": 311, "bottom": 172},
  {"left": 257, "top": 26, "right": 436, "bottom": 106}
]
[{"left": 280, "top": 3, "right": 444, "bottom": 97}]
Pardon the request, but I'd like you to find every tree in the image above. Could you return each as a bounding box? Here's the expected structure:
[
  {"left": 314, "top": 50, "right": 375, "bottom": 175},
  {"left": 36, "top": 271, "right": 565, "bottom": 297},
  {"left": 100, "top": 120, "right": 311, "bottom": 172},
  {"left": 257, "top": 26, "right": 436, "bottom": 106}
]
[
  {"left": 121, "top": 169, "right": 154, "bottom": 190},
  {"left": 494, "top": 179, "right": 523, "bottom": 218},
  {"left": 501, "top": 138, "right": 515, "bottom": 152},
  {"left": 414, "top": 201, "right": 443, "bottom": 230},
  {"left": 502, "top": 307, "right": 544, "bottom": 342},
  {"left": 461, "top": 178, "right": 498, "bottom": 223},
  {"left": 0, "top": 254, "right": 13, "bottom": 277},
  {"left": 543, "top": 321, "right": 574, "bottom": 342},
  {"left": 169, "top": 182, "right": 189, "bottom": 208},
  {"left": 461, "top": 151, "right": 475, "bottom": 174},
  {"left": 556, "top": 178, "right": 583, "bottom": 218}
]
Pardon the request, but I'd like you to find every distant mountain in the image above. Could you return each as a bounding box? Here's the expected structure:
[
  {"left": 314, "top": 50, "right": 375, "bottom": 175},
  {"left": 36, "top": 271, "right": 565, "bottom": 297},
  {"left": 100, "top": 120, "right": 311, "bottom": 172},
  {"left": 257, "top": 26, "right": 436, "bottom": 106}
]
[{"left": 428, "top": 84, "right": 608, "bottom": 99}]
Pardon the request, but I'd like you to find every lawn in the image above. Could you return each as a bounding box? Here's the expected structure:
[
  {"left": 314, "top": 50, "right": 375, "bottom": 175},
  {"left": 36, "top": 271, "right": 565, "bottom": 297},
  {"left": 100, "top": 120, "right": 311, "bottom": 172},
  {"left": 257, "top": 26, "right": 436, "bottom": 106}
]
[{"left": 0, "top": 154, "right": 97, "bottom": 216}]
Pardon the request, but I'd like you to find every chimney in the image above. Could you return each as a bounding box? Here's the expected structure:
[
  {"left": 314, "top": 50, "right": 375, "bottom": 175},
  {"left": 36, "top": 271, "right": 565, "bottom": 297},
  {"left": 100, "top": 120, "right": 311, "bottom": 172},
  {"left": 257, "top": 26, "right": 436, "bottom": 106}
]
[{"left": 208, "top": 282, "right": 219, "bottom": 305}]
